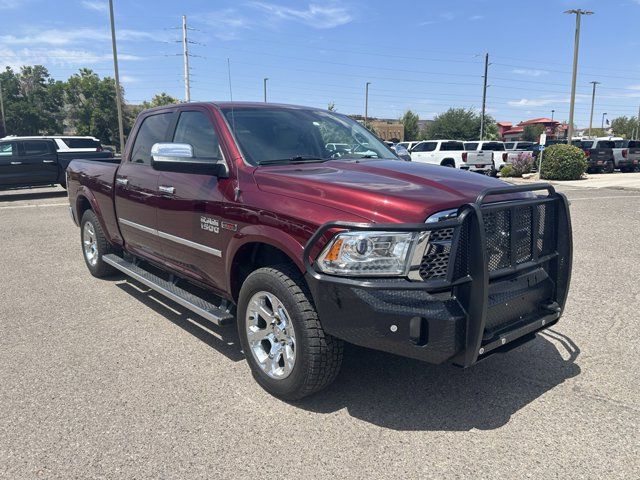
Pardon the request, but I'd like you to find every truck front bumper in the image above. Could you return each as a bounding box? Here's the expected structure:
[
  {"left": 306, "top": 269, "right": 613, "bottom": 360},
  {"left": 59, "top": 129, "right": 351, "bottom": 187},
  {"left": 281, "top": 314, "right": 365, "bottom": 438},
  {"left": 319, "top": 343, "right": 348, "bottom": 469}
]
[{"left": 304, "top": 183, "right": 572, "bottom": 367}]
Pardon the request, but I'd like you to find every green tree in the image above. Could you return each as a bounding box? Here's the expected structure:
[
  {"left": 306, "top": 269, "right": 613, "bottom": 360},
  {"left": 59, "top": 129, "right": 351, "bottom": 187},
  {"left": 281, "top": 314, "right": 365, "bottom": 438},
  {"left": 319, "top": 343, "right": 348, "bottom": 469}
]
[
  {"left": 141, "top": 92, "right": 180, "bottom": 109},
  {"left": 65, "top": 68, "right": 126, "bottom": 147},
  {"left": 610, "top": 116, "right": 639, "bottom": 138},
  {"left": 522, "top": 124, "right": 545, "bottom": 142},
  {"left": 401, "top": 110, "right": 419, "bottom": 140},
  {"left": 423, "top": 107, "right": 490, "bottom": 141},
  {"left": 0, "top": 66, "right": 64, "bottom": 135}
]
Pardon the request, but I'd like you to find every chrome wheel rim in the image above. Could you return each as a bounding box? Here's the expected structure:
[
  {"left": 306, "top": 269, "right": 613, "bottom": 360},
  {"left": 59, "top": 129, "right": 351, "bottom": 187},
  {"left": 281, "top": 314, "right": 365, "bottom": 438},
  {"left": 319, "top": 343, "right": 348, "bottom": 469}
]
[
  {"left": 245, "top": 291, "right": 296, "bottom": 380},
  {"left": 83, "top": 221, "right": 98, "bottom": 267}
]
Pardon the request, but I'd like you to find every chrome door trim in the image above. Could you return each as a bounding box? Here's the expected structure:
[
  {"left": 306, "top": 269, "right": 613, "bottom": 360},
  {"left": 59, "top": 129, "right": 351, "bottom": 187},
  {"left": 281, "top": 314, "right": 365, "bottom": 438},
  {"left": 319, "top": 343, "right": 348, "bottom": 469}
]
[
  {"left": 119, "top": 218, "right": 157, "bottom": 235},
  {"left": 157, "top": 230, "right": 222, "bottom": 257},
  {"left": 158, "top": 185, "right": 175, "bottom": 194},
  {"left": 119, "top": 218, "right": 222, "bottom": 258}
]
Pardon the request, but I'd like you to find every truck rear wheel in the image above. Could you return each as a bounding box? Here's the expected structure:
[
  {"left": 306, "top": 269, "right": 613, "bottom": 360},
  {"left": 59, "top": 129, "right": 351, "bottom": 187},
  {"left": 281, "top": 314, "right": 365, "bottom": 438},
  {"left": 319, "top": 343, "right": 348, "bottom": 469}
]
[
  {"left": 604, "top": 161, "right": 614, "bottom": 173},
  {"left": 237, "top": 266, "right": 344, "bottom": 400},
  {"left": 80, "top": 210, "right": 116, "bottom": 278}
]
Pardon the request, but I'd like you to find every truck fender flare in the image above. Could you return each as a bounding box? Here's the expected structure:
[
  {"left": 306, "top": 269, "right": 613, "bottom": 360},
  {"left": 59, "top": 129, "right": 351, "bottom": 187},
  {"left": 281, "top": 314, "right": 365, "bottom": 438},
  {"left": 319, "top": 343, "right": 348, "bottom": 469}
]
[
  {"left": 75, "top": 187, "right": 111, "bottom": 242},
  {"left": 225, "top": 225, "right": 305, "bottom": 275}
]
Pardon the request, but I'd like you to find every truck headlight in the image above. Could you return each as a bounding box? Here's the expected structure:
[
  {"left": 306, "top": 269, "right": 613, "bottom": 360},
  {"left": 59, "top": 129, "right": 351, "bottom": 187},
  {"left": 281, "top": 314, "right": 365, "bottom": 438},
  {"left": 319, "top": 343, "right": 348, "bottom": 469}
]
[{"left": 316, "top": 231, "right": 416, "bottom": 276}]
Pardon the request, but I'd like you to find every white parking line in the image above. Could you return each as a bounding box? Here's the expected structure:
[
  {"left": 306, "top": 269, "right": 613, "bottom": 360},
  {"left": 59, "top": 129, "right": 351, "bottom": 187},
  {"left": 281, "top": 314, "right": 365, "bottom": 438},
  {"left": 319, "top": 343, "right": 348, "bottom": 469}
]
[
  {"left": 569, "top": 195, "right": 640, "bottom": 201},
  {"left": 0, "top": 202, "right": 68, "bottom": 210}
]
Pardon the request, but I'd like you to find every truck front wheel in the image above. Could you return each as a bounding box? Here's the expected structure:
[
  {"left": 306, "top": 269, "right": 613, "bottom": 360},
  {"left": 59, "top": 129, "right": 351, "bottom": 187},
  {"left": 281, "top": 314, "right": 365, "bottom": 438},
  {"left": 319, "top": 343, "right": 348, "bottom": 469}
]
[
  {"left": 80, "top": 210, "right": 116, "bottom": 278},
  {"left": 237, "top": 266, "right": 344, "bottom": 400}
]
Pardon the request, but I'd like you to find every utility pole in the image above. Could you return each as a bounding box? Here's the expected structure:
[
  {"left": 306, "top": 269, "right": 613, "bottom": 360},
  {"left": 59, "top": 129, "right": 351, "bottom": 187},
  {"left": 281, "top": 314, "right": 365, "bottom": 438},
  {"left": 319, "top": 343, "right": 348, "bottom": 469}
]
[
  {"left": 364, "top": 82, "right": 371, "bottom": 127},
  {"left": 108, "top": 0, "right": 125, "bottom": 155},
  {"left": 637, "top": 105, "right": 640, "bottom": 140},
  {"left": 601, "top": 112, "right": 607, "bottom": 131},
  {"left": 0, "top": 81, "right": 6, "bottom": 137},
  {"left": 263, "top": 77, "right": 268, "bottom": 103},
  {"left": 588, "top": 81, "right": 600, "bottom": 136},
  {"left": 182, "top": 15, "right": 191, "bottom": 102},
  {"left": 565, "top": 9, "right": 593, "bottom": 142},
  {"left": 480, "top": 52, "right": 489, "bottom": 140},
  {"left": 551, "top": 109, "right": 555, "bottom": 121}
]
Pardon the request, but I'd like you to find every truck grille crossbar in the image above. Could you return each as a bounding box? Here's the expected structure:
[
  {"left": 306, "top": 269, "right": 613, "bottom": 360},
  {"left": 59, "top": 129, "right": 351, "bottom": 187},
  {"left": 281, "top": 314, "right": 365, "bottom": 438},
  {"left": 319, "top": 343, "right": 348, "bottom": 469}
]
[{"left": 419, "top": 198, "right": 557, "bottom": 281}]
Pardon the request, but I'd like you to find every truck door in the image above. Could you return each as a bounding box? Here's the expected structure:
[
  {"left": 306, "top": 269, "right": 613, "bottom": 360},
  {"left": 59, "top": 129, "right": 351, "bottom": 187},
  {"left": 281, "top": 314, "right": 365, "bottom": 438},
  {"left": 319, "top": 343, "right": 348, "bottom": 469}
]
[
  {"left": 18, "top": 140, "right": 59, "bottom": 184},
  {"left": 114, "top": 111, "right": 175, "bottom": 262},
  {"left": 0, "top": 140, "right": 21, "bottom": 186},
  {"left": 155, "top": 108, "right": 230, "bottom": 291}
]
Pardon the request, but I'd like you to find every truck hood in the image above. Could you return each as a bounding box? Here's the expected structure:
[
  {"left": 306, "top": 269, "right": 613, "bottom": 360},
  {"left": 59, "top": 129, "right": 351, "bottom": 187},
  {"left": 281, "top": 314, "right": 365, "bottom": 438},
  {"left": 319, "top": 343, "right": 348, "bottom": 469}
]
[{"left": 254, "top": 159, "right": 512, "bottom": 223}]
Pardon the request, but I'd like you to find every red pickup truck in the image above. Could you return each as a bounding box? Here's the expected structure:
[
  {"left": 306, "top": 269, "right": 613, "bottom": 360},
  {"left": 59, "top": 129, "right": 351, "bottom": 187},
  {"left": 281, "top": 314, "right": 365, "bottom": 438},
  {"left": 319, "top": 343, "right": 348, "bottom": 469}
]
[{"left": 67, "top": 102, "right": 573, "bottom": 400}]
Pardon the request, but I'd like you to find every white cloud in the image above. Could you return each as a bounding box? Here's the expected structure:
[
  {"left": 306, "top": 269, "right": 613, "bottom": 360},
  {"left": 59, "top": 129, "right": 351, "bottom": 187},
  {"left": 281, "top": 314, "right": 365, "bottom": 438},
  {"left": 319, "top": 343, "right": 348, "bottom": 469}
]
[
  {"left": 81, "top": 0, "right": 107, "bottom": 12},
  {"left": 249, "top": 1, "right": 354, "bottom": 29},
  {"left": 628, "top": 84, "right": 640, "bottom": 90},
  {"left": 419, "top": 12, "right": 455, "bottom": 26},
  {"left": 0, "top": 0, "right": 25, "bottom": 9},
  {"left": 202, "top": 8, "right": 251, "bottom": 40},
  {"left": 469, "top": 15, "right": 484, "bottom": 21},
  {"left": 0, "top": 27, "right": 166, "bottom": 46},
  {"left": 512, "top": 68, "right": 549, "bottom": 77},
  {"left": 508, "top": 96, "right": 570, "bottom": 107},
  {"left": 0, "top": 46, "right": 141, "bottom": 69}
]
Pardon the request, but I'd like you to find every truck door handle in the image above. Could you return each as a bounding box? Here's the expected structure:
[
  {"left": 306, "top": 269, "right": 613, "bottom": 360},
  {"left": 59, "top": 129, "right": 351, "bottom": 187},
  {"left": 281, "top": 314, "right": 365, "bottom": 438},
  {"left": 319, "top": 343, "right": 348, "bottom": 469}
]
[
  {"left": 10, "top": 161, "right": 22, "bottom": 165},
  {"left": 158, "top": 185, "right": 175, "bottom": 195},
  {"left": 115, "top": 177, "right": 128, "bottom": 186},
  {"left": 43, "top": 160, "right": 55, "bottom": 163}
]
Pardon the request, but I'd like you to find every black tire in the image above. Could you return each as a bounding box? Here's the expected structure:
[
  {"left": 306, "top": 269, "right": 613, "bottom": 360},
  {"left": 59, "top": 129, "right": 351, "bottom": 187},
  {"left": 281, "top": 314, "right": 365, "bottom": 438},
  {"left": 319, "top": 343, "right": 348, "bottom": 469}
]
[
  {"left": 80, "top": 210, "right": 116, "bottom": 278},
  {"left": 441, "top": 159, "right": 455, "bottom": 168},
  {"left": 237, "top": 265, "right": 344, "bottom": 400},
  {"left": 604, "top": 161, "right": 614, "bottom": 174}
]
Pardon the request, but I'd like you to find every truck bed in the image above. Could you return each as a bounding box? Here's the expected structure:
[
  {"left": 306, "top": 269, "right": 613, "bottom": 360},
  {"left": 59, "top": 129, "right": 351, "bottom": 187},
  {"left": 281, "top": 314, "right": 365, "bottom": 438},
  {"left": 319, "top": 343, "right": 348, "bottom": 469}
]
[{"left": 67, "top": 158, "right": 122, "bottom": 245}]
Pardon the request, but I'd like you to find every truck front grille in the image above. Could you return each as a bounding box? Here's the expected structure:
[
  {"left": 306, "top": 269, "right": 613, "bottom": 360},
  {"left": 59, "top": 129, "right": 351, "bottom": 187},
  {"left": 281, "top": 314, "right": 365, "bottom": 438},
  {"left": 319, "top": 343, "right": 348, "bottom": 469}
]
[{"left": 419, "top": 201, "right": 556, "bottom": 281}]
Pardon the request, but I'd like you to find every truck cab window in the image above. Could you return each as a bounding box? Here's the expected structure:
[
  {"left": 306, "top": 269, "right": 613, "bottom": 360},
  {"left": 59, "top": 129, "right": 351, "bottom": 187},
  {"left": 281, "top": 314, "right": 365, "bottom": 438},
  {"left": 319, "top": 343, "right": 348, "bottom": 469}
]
[
  {"left": 23, "top": 141, "right": 53, "bottom": 156},
  {"left": 130, "top": 112, "right": 174, "bottom": 164},
  {"left": 173, "top": 111, "right": 222, "bottom": 162},
  {"left": 0, "top": 142, "right": 14, "bottom": 156}
]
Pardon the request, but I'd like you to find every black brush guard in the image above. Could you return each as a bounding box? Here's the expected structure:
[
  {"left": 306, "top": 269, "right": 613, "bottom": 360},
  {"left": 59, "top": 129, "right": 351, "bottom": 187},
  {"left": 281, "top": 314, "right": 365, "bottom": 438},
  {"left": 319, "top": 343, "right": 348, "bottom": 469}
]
[{"left": 303, "top": 183, "right": 572, "bottom": 367}]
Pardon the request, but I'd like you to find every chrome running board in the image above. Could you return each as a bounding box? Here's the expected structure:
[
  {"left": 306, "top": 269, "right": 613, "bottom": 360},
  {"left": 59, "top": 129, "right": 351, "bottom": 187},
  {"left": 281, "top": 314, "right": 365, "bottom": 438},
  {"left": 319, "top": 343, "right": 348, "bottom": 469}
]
[{"left": 103, "top": 254, "right": 234, "bottom": 326}]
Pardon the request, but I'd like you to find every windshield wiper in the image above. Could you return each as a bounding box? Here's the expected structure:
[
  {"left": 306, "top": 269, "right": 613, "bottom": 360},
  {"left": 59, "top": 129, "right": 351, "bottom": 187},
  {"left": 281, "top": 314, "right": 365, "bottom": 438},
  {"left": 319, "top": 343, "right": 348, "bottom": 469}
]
[{"left": 257, "top": 156, "right": 329, "bottom": 165}]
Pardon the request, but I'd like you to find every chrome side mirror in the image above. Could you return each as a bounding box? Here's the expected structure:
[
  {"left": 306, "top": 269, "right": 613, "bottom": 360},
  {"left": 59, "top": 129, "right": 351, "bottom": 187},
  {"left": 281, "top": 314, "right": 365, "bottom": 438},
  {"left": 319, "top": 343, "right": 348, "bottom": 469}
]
[{"left": 151, "top": 143, "right": 194, "bottom": 162}]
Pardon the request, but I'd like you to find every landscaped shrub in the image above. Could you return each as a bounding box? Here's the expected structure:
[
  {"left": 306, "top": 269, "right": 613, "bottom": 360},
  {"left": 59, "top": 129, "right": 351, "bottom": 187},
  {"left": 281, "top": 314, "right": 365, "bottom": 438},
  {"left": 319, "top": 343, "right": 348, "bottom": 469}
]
[
  {"left": 500, "top": 164, "right": 516, "bottom": 177},
  {"left": 500, "top": 152, "right": 533, "bottom": 178},
  {"left": 540, "top": 144, "right": 587, "bottom": 180},
  {"left": 512, "top": 152, "right": 534, "bottom": 176}
]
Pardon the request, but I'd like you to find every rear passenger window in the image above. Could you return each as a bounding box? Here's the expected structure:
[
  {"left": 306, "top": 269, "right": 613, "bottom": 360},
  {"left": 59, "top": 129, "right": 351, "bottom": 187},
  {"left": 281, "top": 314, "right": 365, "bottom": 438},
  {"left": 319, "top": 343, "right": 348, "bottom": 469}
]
[
  {"left": 172, "top": 111, "right": 222, "bottom": 161},
  {"left": 23, "top": 141, "right": 53, "bottom": 155},
  {"left": 441, "top": 141, "right": 463, "bottom": 151},
  {"left": 0, "top": 142, "right": 14, "bottom": 156},
  {"left": 130, "top": 112, "right": 174, "bottom": 164}
]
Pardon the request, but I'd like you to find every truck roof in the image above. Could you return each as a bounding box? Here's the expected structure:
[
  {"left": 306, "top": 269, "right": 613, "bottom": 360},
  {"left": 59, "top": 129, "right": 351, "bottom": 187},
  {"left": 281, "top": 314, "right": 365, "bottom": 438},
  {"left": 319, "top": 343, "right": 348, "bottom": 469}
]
[{"left": 141, "top": 101, "right": 318, "bottom": 114}]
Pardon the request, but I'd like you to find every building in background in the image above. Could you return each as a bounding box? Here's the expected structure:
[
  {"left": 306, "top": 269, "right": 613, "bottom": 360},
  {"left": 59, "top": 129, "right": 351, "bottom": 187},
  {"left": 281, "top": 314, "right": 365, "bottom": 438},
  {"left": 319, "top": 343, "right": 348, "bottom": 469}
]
[
  {"left": 498, "top": 118, "right": 568, "bottom": 141},
  {"left": 350, "top": 115, "right": 405, "bottom": 141}
]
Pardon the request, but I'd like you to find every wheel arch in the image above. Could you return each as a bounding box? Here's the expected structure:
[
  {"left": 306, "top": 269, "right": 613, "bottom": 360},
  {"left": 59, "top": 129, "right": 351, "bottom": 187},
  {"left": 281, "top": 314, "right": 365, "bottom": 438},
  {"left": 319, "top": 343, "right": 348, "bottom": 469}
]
[{"left": 227, "top": 230, "right": 306, "bottom": 303}]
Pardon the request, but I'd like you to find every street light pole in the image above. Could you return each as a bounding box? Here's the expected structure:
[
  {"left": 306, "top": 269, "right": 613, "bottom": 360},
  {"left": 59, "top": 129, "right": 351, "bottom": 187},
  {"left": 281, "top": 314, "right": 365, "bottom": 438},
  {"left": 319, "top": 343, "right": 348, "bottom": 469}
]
[
  {"left": 364, "top": 82, "right": 371, "bottom": 127},
  {"left": 263, "top": 77, "right": 268, "bottom": 103},
  {"left": 480, "top": 52, "right": 489, "bottom": 140},
  {"left": 0, "top": 81, "right": 6, "bottom": 136},
  {"left": 588, "top": 81, "right": 600, "bottom": 136},
  {"left": 108, "top": 0, "right": 125, "bottom": 155},
  {"left": 601, "top": 112, "right": 607, "bottom": 130},
  {"left": 565, "top": 9, "right": 593, "bottom": 142},
  {"left": 551, "top": 109, "right": 555, "bottom": 121}
]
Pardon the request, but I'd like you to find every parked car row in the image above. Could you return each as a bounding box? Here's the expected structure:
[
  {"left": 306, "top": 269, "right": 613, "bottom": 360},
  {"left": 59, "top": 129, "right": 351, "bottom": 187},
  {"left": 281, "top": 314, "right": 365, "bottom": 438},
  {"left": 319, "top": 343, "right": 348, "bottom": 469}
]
[
  {"left": 392, "top": 136, "right": 640, "bottom": 175},
  {"left": 0, "top": 135, "right": 113, "bottom": 189},
  {"left": 395, "top": 139, "right": 532, "bottom": 176}
]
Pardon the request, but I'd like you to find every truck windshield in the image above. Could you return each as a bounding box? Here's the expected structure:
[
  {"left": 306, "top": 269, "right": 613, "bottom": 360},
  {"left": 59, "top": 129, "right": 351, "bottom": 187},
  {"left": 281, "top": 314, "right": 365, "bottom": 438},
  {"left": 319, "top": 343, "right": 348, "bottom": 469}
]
[{"left": 220, "top": 107, "right": 394, "bottom": 165}]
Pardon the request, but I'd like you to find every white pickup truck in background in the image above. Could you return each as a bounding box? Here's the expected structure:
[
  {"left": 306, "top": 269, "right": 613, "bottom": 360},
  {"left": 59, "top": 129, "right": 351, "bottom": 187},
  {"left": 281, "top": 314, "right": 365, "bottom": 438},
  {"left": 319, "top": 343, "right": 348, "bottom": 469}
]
[
  {"left": 464, "top": 141, "right": 509, "bottom": 175},
  {"left": 409, "top": 139, "right": 492, "bottom": 174}
]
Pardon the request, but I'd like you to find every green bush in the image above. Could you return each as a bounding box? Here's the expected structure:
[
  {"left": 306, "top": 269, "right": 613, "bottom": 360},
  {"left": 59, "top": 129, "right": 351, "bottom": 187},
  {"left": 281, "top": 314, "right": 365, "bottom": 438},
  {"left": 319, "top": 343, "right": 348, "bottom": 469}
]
[
  {"left": 540, "top": 144, "right": 587, "bottom": 180},
  {"left": 500, "top": 165, "right": 516, "bottom": 177}
]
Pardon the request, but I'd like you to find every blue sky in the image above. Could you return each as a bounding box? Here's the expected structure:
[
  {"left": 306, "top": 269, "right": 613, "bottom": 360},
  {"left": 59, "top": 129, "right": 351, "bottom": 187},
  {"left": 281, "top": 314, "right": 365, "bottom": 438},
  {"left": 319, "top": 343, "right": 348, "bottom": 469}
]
[{"left": 1, "top": 0, "right": 639, "bottom": 127}]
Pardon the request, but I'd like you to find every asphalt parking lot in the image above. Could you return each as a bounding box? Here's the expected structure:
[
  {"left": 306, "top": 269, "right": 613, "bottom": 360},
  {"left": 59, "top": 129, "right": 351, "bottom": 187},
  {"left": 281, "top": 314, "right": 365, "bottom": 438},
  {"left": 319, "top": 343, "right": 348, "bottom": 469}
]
[{"left": 1, "top": 184, "right": 639, "bottom": 479}]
